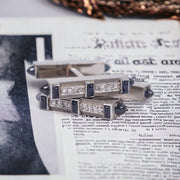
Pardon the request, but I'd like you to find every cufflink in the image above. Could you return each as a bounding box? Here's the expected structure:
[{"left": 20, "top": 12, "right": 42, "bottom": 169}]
[
  {"left": 52, "top": 74, "right": 130, "bottom": 100},
  {"left": 28, "top": 60, "right": 153, "bottom": 120},
  {"left": 27, "top": 61, "right": 132, "bottom": 99},
  {"left": 37, "top": 94, "right": 127, "bottom": 120}
]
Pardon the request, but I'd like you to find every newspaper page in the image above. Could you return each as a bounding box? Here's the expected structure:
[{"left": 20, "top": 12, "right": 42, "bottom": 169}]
[
  {"left": 52, "top": 19, "right": 180, "bottom": 180},
  {"left": 0, "top": 18, "right": 180, "bottom": 180}
]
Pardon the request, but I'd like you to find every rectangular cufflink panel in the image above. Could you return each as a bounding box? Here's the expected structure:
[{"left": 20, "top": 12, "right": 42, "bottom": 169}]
[
  {"left": 48, "top": 98, "right": 126, "bottom": 119},
  {"left": 58, "top": 75, "right": 127, "bottom": 99}
]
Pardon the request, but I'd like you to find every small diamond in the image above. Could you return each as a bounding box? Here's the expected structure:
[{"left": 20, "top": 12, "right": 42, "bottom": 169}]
[
  {"left": 105, "top": 84, "right": 112, "bottom": 91},
  {"left": 96, "top": 84, "right": 105, "bottom": 92},
  {"left": 78, "top": 87, "right": 85, "bottom": 94},
  {"left": 95, "top": 86, "right": 99, "bottom": 91},
  {"left": 81, "top": 104, "right": 103, "bottom": 114},
  {"left": 93, "top": 106, "right": 98, "bottom": 113},
  {"left": 112, "top": 83, "right": 119, "bottom": 91},
  {"left": 95, "top": 83, "right": 120, "bottom": 93},
  {"left": 61, "top": 101, "right": 65, "bottom": 107},
  {"left": 89, "top": 105, "right": 94, "bottom": 113},
  {"left": 66, "top": 102, "right": 70, "bottom": 108},
  {"left": 56, "top": 100, "right": 62, "bottom": 106},
  {"left": 97, "top": 106, "right": 103, "bottom": 114},
  {"left": 80, "top": 104, "right": 85, "bottom": 111},
  {"left": 73, "top": 88, "right": 78, "bottom": 93},
  {"left": 62, "top": 100, "right": 70, "bottom": 108},
  {"left": 85, "top": 104, "right": 90, "bottom": 112},
  {"left": 68, "top": 88, "right": 73, "bottom": 94},
  {"left": 52, "top": 101, "right": 56, "bottom": 105},
  {"left": 50, "top": 100, "right": 56, "bottom": 107},
  {"left": 75, "top": 86, "right": 85, "bottom": 94},
  {"left": 101, "top": 84, "right": 106, "bottom": 92},
  {"left": 61, "top": 88, "right": 68, "bottom": 94}
]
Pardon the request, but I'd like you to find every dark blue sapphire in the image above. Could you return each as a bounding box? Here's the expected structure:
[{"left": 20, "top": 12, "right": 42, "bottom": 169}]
[
  {"left": 104, "top": 105, "right": 111, "bottom": 119},
  {"left": 71, "top": 100, "right": 78, "bottom": 114},
  {"left": 144, "top": 88, "right": 154, "bottom": 98},
  {"left": 86, "top": 83, "right": 94, "bottom": 98},
  {"left": 40, "top": 84, "right": 50, "bottom": 95},
  {"left": 129, "top": 78, "right": 135, "bottom": 87},
  {"left": 122, "top": 80, "right": 129, "bottom": 94},
  {"left": 40, "top": 95, "right": 47, "bottom": 110},
  {"left": 114, "top": 102, "right": 127, "bottom": 116},
  {"left": 27, "top": 65, "right": 35, "bottom": 76},
  {"left": 52, "top": 86, "right": 59, "bottom": 99}
]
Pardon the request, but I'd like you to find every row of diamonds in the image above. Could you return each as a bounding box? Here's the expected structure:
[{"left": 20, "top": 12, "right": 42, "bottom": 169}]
[
  {"left": 49, "top": 99, "right": 71, "bottom": 109},
  {"left": 60, "top": 82, "right": 120, "bottom": 96},
  {"left": 95, "top": 82, "right": 120, "bottom": 92},
  {"left": 60, "top": 86, "right": 85, "bottom": 95},
  {"left": 50, "top": 99, "right": 105, "bottom": 115},
  {"left": 80, "top": 103, "right": 103, "bottom": 115}
]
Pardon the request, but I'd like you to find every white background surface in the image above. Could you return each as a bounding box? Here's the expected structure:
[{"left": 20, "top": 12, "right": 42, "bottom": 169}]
[{"left": 0, "top": 0, "right": 82, "bottom": 17}]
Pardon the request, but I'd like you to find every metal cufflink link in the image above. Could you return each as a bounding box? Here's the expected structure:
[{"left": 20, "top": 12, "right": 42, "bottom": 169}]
[
  {"left": 36, "top": 93, "right": 127, "bottom": 120},
  {"left": 27, "top": 60, "right": 109, "bottom": 79}
]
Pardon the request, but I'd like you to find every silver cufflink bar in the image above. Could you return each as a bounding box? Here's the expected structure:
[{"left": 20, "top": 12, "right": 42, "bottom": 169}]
[
  {"left": 38, "top": 93, "right": 127, "bottom": 120},
  {"left": 48, "top": 75, "right": 130, "bottom": 100},
  {"left": 27, "top": 60, "right": 106, "bottom": 78}
]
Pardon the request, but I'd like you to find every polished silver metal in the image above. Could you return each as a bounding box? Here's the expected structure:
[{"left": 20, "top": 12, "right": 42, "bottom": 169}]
[
  {"left": 47, "top": 74, "right": 130, "bottom": 100},
  {"left": 116, "top": 81, "right": 153, "bottom": 101},
  {"left": 28, "top": 60, "right": 106, "bottom": 79},
  {"left": 131, "top": 81, "right": 153, "bottom": 100}
]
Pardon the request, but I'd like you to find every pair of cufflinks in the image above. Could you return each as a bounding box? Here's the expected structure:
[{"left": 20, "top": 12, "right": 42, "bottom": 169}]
[{"left": 27, "top": 60, "right": 153, "bottom": 120}]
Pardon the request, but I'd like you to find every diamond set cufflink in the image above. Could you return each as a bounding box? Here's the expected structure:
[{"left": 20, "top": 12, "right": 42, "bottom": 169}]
[
  {"left": 27, "top": 60, "right": 153, "bottom": 120},
  {"left": 26, "top": 38, "right": 153, "bottom": 120},
  {"left": 37, "top": 94, "right": 127, "bottom": 120}
]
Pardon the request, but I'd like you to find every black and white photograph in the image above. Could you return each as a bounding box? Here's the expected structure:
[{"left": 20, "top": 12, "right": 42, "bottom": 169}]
[{"left": 0, "top": 35, "right": 52, "bottom": 174}]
